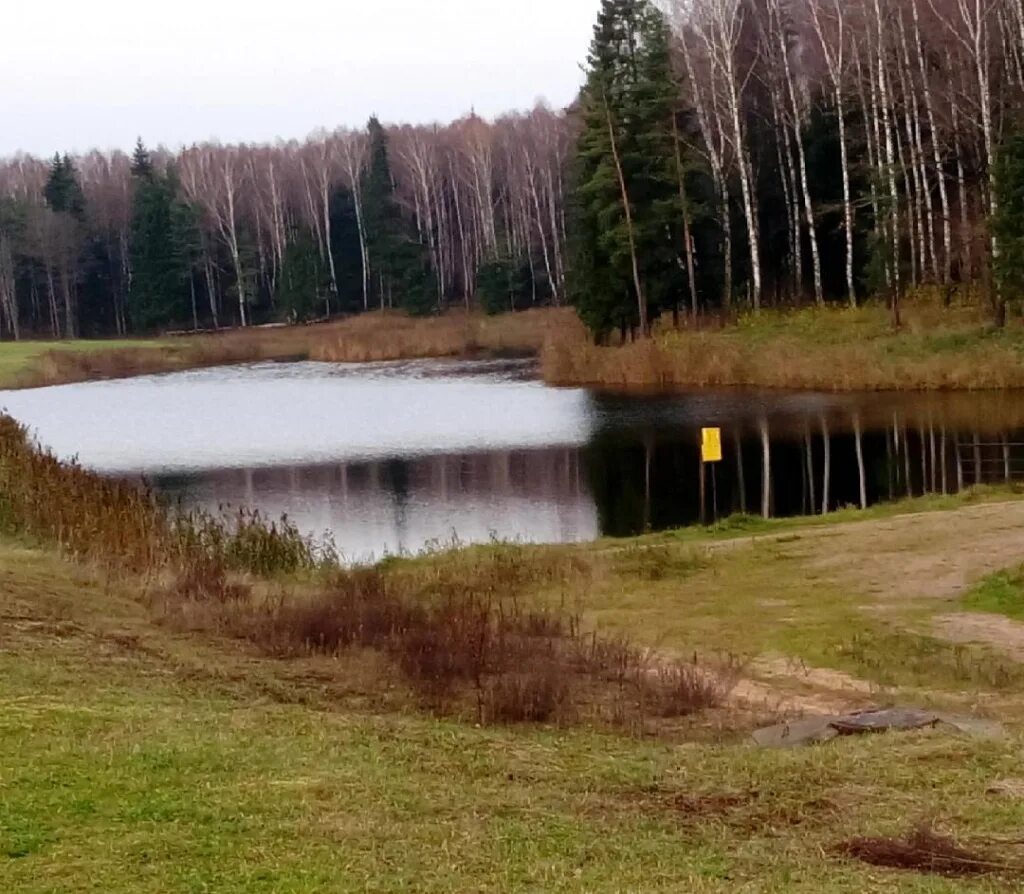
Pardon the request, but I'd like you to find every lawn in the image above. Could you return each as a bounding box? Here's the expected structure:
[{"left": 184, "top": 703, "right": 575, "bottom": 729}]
[
  {"left": 0, "top": 339, "right": 161, "bottom": 389},
  {"left": 6, "top": 489, "right": 1024, "bottom": 891}
]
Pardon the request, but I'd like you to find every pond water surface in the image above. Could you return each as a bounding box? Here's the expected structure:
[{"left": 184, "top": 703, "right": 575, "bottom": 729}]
[{"left": 3, "top": 359, "right": 1024, "bottom": 560}]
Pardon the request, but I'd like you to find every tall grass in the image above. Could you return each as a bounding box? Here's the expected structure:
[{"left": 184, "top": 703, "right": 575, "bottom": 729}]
[
  {"left": 5, "top": 309, "right": 581, "bottom": 390},
  {"left": 541, "top": 303, "right": 1024, "bottom": 392},
  {"left": 0, "top": 414, "right": 319, "bottom": 579},
  {"left": 13, "top": 299, "right": 1024, "bottom": 394}
]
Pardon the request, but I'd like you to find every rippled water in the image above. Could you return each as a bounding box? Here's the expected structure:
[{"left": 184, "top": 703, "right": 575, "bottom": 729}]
[{"left": 4, "top": 358, "right": 1024, "bottom": 559}]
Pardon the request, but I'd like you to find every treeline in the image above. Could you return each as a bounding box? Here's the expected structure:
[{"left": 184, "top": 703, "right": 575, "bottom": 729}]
[
  {"left": 1, "top": 0, "right": 1023, "bottom": 341},
  {"left": 572, "top": 0, "right": 1024, "bottom": 337},
  {"left": 0, "top": 111, "right": 570, "bottom": 338}
]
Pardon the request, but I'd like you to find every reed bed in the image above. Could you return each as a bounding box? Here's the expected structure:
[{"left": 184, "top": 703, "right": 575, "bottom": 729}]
[
  {"left": 0, "top": 414, "right": 319, "bottom": 578},
  {"left": 5, "top": 308, "right": 581, "bottom": 390},
  {"left": 9, "top": 299, "right": 1024, "bottom": 394},
  {"left": 541, "top": 303, "right": 1024, "bottom": 392}
]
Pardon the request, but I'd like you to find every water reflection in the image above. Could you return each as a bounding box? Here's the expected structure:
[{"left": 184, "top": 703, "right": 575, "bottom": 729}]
[
  {"left": 587, "top": 391, "right": 1024, "bottom": 536},
  {"left": 155, "top": 449, "right": 596, "bottom": 562},
  {"left": 3, "top": 359, "right": 1024, "bottom": 558}
]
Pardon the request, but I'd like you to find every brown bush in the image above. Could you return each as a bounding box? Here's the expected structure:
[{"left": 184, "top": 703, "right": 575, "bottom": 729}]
[
  {"left": 219, "top": 555, "right": 736, "bottom": 729},
  {"left": 484, "top": 667, "right": 571, "bottom": 724},
  {"left": 643, "top": 658, "right": 741, "bottom": 718}
]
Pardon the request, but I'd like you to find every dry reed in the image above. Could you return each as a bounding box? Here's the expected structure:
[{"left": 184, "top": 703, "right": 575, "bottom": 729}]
[
  {"left": 10, "top": 309, "right": 582, "bottom": 390},
  {"left": 540, "top": 302, "right": 1024, "bottom": 392},
  {"left": 0, "top": 415, "right": 319, "bottom": 580}
]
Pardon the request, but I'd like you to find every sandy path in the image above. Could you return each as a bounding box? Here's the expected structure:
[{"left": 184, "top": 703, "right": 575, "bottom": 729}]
[
  {"left": 707, "top": 501, "right": 1024, "bottom": 707},
  {"left": 784, "top": 502, "right": 1024, "bottom": 660},
  {"left": 802, "top": 501, "right": 1024, "bottom": 604}
]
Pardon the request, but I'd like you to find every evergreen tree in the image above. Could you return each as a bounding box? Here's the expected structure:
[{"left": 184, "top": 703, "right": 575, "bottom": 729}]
[
  {"left": 569, "top": 0, "right": 683, "bottom": 340},
  {"left": 477, "top": 256, "right": 535, "bottom": 315},
  {"left": 992, "top": 127, "right": 1024, "bottom": 327},
  {"left": 361, "top": 117, "right": 437, "bottom": 316},
  {"left": 129, "top": 145, "right": 196, "bottom": 330},
  {"left": 275, "top": 236, "right": 328, "bottom": 322},
  {"left": 131, "top": 138, "right": 154, "bottom": 180},
  {"left": 43, "top": 154, "right": 86, "bottom": 218}
]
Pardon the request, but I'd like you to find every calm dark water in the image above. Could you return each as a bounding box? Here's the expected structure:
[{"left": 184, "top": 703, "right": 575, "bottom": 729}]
[{"left": 3, "top": 359, "right": 1024, "bottom": 560}]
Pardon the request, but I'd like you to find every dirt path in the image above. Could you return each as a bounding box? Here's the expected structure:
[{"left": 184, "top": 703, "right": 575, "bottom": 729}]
[
  {"left": 701, "top": 501, "right": 1024, "bottom": 709},
  {"left": 802, "top": 501, "right": 1024, "bottom": 605},
  {"left": 782, "top": 501, "right": 1024, "bottom": 659}
]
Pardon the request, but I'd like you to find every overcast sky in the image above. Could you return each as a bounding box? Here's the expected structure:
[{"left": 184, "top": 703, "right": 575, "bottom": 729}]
[{"left": 4, "top": 0, "right": 598, "bottom": 158}]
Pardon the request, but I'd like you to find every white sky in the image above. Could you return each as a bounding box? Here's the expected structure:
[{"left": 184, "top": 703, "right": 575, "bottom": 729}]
[{"left": 4, "top": 0, "right": 598, "bottom": 157}]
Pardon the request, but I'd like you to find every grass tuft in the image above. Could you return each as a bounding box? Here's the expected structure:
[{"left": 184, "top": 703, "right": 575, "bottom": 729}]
[{"left": 964, "top": 566, "right": 1024, "bottom": 620}]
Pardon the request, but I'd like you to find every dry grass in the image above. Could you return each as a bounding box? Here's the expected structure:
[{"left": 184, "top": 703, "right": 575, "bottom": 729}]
[
  {"left": 310, "top": 308, "right": 578, "bottom": 363},
  {"left": 541, "top": 298, "right": 1024, "bottom": 392},
  {"left": 161, "top": 545, "right": 738, "bottom": 729},
  {"left": 0, "top": 414, "right": 319, "bottom": 581},
  {"left": 3, "top": 308, "right": 581, "bottom": 390},
  {"left": 9, "top": 297, "right": 1024, "bottom": 394}
]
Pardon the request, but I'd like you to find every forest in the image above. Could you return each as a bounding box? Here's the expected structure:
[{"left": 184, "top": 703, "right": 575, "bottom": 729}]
[{"left": 1, "top": 0, "right": 1024, "bottom": 341}]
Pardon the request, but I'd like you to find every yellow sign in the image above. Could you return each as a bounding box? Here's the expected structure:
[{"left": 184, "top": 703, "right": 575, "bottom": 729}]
[{"left": 701, "top": 428, "right": 723, "bottom": 464}]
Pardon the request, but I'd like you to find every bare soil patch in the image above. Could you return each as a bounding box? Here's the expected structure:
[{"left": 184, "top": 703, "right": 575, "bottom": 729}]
[
  {"left": 933, "top": 613, "right": 1024, "bottom": 661},
  {"left": 806, "top": 502, "right": 1024, "bottom": 605}
]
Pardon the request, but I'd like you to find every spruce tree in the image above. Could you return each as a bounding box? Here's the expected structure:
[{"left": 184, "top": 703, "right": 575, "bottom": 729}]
[
  {"left": 992, "top": 127, "right": 1024, "bottom": 327},
  {"left": 361, "top": 117, "right": 437, "bottom": 315},
  {"left": 129, "top": 145, "right": 195, "bottom": 330},
  {"left": 131, "top": 138, "right": 154, "bottom": 180},
  {"left": 569, "top": 0, "right": 683, "bottom": 340},
  {"left": 43, "top": 154, "right": 86, "bottom": 218},
  {"left": 275, "top": 236, "right": 328, "bottom": 322}
]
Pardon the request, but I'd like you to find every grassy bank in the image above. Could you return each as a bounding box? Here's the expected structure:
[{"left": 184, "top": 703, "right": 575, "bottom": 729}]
[
  {"left": 6, "top": 422, "right": 1024, "bottom": 888},
  {"left": 542, "top": 301, "right": 1024, "bottom": 392},
  {"left": 8, "top": 297, "right": 1024, "bottom": 395},
  {"left": 0, "top": 309, "right": 581, "bottom": 390}
]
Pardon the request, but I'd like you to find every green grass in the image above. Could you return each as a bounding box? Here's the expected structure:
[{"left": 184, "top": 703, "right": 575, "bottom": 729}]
[
  {"left": 965, "top": 566, "right": 1024, "bottom": 620},
  {"left": 6, "top": 487, "right": 1024, "bottom": 891},
  {"left": 3, "top": 542, "right": 1024, "bottom": 892},
  {"left": 607, "top": 484, "right": 1024, "bottom": 549},
  {"left": 0, "top": 338, "right": 160, "bottom": 389}
]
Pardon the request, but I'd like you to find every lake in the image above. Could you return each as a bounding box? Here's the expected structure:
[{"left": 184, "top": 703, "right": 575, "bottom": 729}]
[{"left": 3, "top": 358, "right": 1023, "bottom": 560}]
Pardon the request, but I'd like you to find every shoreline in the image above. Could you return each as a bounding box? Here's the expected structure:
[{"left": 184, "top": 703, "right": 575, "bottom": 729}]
[{"left": 5, "top": 302, "right": 1024, "bottom": 394}]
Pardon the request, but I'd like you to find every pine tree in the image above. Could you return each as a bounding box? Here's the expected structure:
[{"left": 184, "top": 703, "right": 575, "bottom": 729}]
[
  {"left": 361, "top": 117, "right": 437, "bottom": 316},
  {"left": 569, "top": 0, "right": 683, "bottom": 341}
]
